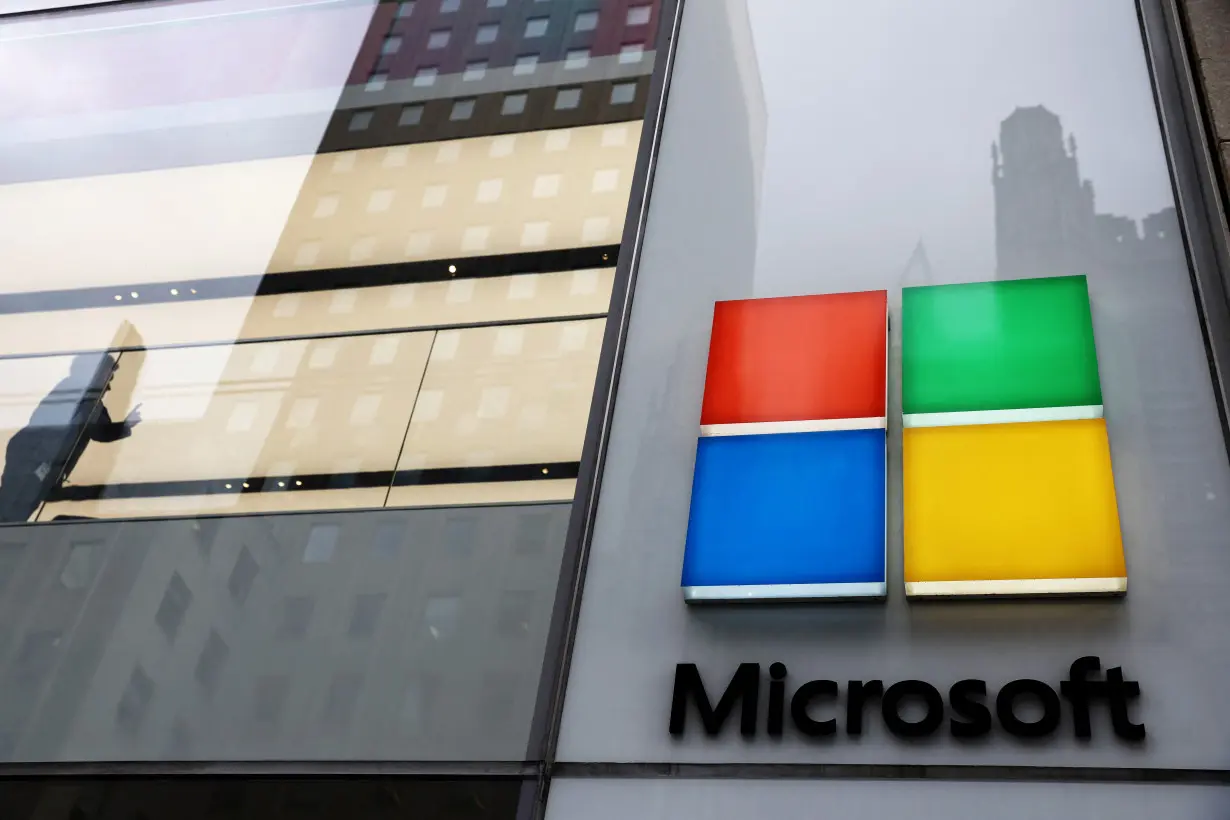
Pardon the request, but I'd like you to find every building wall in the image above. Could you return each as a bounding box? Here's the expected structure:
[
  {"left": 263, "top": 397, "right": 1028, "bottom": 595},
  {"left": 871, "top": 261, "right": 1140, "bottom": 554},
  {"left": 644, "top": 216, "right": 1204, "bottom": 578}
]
[
  {"left": 555, "top": 0, "right": 1230, "bottom": 775},
  {"left": 1180, "top": 0, "right": 1230, "bottom": 181}
]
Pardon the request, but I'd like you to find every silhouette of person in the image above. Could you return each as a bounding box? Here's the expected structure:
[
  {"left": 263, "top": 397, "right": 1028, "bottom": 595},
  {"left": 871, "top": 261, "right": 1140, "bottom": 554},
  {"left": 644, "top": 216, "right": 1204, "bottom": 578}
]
[{"left": 0, "top": 353, "right": 142, "bottom": 524}]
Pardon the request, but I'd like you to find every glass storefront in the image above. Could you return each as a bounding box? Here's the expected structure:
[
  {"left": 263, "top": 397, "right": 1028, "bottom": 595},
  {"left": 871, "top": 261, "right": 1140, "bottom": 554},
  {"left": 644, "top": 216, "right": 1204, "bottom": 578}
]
[
  {"left": 1, "top": 0, "right": 660, "bottom": 523},
  {"left": 0, "top": 0, "right": 670, "bottom": 764}
]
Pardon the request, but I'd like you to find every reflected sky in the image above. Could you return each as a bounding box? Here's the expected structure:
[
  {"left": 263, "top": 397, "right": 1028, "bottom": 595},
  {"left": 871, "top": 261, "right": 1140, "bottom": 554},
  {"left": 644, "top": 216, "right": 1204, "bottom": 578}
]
[{"left": 746, "top": 0, "right": 1175, "bottom": 295}]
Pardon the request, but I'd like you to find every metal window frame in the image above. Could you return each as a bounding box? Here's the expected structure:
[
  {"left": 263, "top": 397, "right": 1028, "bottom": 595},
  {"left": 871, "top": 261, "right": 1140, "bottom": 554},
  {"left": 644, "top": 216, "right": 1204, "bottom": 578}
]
[
  {"left": 1140, "top": 0, "right": 1230, "bottom": 457},
  {"left": 524, "top": 0, "right": 685, "bottom": 797}
]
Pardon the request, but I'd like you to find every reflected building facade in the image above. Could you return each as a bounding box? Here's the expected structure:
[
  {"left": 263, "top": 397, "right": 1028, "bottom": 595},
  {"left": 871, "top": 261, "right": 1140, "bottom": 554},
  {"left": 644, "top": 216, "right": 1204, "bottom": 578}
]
[
  {"left": 0, "top": 0, "right": 698, "bottom": 802},
  {"left": 992, "top": 104, "right": 1209, "bottom": 568},
  {"left": 13, "top": 0, "right": 1230, "bottom": 818}
]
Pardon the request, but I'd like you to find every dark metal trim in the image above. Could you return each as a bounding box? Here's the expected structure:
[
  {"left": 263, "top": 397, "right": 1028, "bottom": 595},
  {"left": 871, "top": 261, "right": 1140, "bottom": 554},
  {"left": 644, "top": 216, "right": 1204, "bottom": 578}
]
[
  {"left": 552, "top": 761, "right": 1230, "bottom": 786},
  {"left": 524, "top": 0, "right": 685, "bottom": 810},
  {"left": 0, "top": 760, "right": 536, "bottom": 778},
  {"left": 1139, "top": 0, "right": 1230, "bottom": 459},
  {"left": 44, "top": 461, "right": 580, "bottom": 503},
  {"left": 0, "top": 245, "right": 619, "bottom": 316}
]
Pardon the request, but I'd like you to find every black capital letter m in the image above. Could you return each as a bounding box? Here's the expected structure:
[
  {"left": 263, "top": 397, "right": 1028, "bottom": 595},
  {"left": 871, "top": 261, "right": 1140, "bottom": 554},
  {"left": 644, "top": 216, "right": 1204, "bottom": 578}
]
[{"left": 669, "top": 663, "right": 759, "bottom": 737}]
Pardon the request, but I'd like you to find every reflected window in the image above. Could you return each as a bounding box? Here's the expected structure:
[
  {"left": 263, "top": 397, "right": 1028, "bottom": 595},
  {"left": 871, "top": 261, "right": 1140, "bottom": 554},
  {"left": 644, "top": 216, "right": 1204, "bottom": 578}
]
[
  {"left": 397, "top": 1, "right": 415, "bottom": 16},
  {"left": 155, "top": 571, "right": 192, "bottom": 644},
  {"left": 496, "top": 589, "right": 534, "bottom": 637},
  {"left": 278, "top": 596, "right": 315, "bottom": 639},
  {"left": 444, "top": 515, "right": 478, "bottom": 552},
  {"left": 115, "top": 666, "right": 154, "bottom": 735},
  {"left": 194, "top": 630, "right": 229, "bottom": 693},
  {"left": 565, "top": 48, "right": 590, "bottom": 69},
  {"left": 348, "top": 110, "right": 374, "bottom": 131},
  {"left": 400, "top": 104, "right": 424, "bottom": 126},
  {"left": 349, "top": 592, "right": 387, "bottom": 637},
  {"left": 626, "top": 5, "right": 651, "bottom": 25},
  {"left": 514, "top": 512, "right": 549, "bottom": 554},
  {"left": 381, "top": 35, "right": 403, "bottom": 55},
  {"left": 488, "top": 0, "right": 507, "bottom": 5},
  {"left": 424, "top": 595, "right": 460, "bottom": 640},
  {"left": 193, "top": 519, "right": 221, "bottom": 557},
  {"left": 321, "top": 672, "right": 363, "bottom": 726},
  {"left": 574, "top": 11, "right": 598, "bottom": 31},
  {"left": 253, "top": 675, "right": 289, "bottom": 724},
  {"left": 555, "top": 88, "right": 582, "bottom": 110},
  {"left": 427, "top": 29, "right": 451, "bottom": 49},
  {"left": 524, "top": 17, "right": 548, "bottom": 38},
  {"left": 479, "top": 671, "right": 516, "bottom": 727},
  {"left": 166, "top": 719, "right": 193, "bottom": 757},
  {"left": 228, "top": 547, "right": 258, "bottom": 605},
  {"left": 440, "top": 0, "right": 460, "bottom": 11},
  {"left": 365, "top": 72, "right": 389, "bottom": 92},
  {"left": 372, "top": 521, "right": 404, "bottom": 557},
  {"left": 619, "top": 43, "right": 645, "bottom": 64},
  {"left": 463, "top": 60, "right": 487, "bottom": 81},
  {"left": 451, "top": 99, "right": 477, "bottom": 121},
  {"left": 501, "top": 93, "right": 527, "bottom": 116},
  {"left": 475, "top": 22, "right": 499, "bottom": 43},
  {"left": 59, "top": 540, "right": 98, "bottom": 589},
  {"left": 15, "top": 630, "right": 59, "bottom": 685},
  {"left": 413, "top": 67, "right": 438, "bottom": 87},
  {"left": 514, "top": 54, "right": 538, "bottom": 75},
  {"left": 611, "top": 82, "right": 637, "bottom": 105},
  {"left": 303, "top": 524, "right": 339, "bottom": 563},
  {"left": 400, "top": 676, "right": 436, "bottom": 731}
]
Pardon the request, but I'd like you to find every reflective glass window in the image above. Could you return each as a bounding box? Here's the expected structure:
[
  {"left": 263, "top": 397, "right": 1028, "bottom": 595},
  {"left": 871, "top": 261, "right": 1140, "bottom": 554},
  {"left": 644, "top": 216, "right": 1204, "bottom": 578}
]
[{"left": 0, "top": 0, "right": 666, "bottom": 765}]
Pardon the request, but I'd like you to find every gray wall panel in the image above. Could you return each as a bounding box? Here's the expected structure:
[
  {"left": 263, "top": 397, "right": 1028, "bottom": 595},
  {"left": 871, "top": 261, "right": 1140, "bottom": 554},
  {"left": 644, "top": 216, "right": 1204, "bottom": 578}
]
[{"left": 555, "top": 0, "right": 1230, "bottom": 769}]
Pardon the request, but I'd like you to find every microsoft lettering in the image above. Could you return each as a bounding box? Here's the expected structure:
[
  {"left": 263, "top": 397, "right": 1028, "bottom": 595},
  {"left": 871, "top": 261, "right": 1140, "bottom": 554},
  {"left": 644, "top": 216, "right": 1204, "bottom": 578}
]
[{"left": 669, "top": 657, "right": 1145, "bottom": 742}]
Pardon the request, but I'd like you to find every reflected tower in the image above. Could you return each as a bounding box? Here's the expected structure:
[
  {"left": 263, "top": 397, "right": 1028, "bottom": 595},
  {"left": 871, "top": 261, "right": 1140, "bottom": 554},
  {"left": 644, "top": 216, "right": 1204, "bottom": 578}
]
[
  {"left": 993, "top": 106, "right": 1096, "bottom": 279},
  {"left": 992, "top": 104, "right": 1206, "bottom": 568}
]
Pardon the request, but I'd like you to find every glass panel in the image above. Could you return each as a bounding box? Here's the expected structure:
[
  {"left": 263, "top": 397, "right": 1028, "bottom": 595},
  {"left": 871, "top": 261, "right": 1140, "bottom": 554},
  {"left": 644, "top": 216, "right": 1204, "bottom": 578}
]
[
  {"left": 0, "top": 506, "right": 568, "bottom": 761},
  {"left": 0, "top": 0, "right": 663, "bottom": 525}
]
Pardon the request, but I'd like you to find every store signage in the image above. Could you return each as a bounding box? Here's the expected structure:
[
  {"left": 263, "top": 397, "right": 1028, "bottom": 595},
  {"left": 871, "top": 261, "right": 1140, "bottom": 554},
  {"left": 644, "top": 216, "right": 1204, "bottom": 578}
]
[
  {"left": 669, "top": 657, "right": 1145, "bottom": 741},
  {"left": 902, "top": 276, "right": 1125, "bottom": 597},
  {"left": 680, "top": 291, "right": 889, "bottom": 602},
  {"left": 679, "top": 276, "right": 1127, "bottom": 602}
]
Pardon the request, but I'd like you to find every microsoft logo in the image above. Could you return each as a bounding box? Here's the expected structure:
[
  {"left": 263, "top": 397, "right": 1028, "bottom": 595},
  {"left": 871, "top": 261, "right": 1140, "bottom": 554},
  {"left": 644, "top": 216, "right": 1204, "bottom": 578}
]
[
  {"left": 680, "top": 275, "right": 1126, "bottom": 602},
  {"left": 681, "top": 290, "right": 889, "bottom": 601}
]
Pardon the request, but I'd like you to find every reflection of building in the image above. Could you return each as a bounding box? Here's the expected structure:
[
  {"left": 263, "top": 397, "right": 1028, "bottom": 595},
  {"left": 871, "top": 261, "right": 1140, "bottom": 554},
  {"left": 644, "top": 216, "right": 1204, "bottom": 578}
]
[
  {"left": 0, "top": 503, "right": 570, "bottom": 762},
  {"left": 991, "top": 105, "right": 1202, "bottom": 553},
  {"left": 0, "top": 0, "right": 672, "bottom": 777},
  {"left": 993, "top": 105, "right": 1180, "bottom": 283},
  {"left": 322, "top": 0, "right": 658, "bottom": 152}
]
